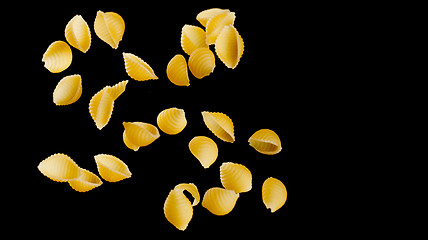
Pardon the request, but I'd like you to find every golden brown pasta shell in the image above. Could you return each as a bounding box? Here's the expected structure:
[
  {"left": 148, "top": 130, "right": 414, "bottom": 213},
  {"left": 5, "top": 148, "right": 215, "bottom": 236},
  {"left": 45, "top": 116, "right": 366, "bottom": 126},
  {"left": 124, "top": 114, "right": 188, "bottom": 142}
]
[
  {"left": 220, "top": 162, "right": 252, "bottom": 193},
  {"left": 248, "top": 129, "right": 282, "bottom": 155},
  {"left": 202, "top": 187, "right": 239, "bottom": 216},
  {"left": 201, "top": 111, "right": 235, "bottom": 143},
  {"left": 262, "top": 177, "right": 287, "bottom": 213},
  {"left": 42, "top": 41, "right": 72, "bottom": 73}
]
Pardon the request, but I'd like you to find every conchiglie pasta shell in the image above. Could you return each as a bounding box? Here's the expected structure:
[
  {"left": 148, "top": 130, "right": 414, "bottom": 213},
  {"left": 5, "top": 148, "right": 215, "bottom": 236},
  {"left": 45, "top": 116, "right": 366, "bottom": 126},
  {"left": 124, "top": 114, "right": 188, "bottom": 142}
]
[
  {"left": 248, "top": 129, "right": 282, "bottom": 155},
  {"left": 123, "top": 52, "right": 158, "bottom": 81},
  {"left": 94, "top": 11, "right": 125, "bottom": 49},
  {"left": 68, "top": 168, "right": 102, "bottom": 192},
  {"left": 202, "top": 187, "right": 239, "bottom": 216},
  {"left": 157, "top": 107, "right": 187, "bottom": 135},
  {"left": 65, "top": 15, "right": 91, "bottom": 53},
  {"left": 38, "top": 153, "right": 81, "bottom": 182},
  {"left": 122, "top": 122, "right": 160, "bottom": 149},
  {"left": 262, "top": 177, "right": 287, "bottom": 213},
  {"left": 188, "top": 136, "right": 218, "bottom": 169},
  {"left": 164, "top": 183, "right": 199, "bottom": 231},
  {"left": 166, "top": 54, "right": 190, "bottom": 87},
  {"left": 205, "top": 12, "right": 236, "bottom": 45},
  {"left": 109, "top": 80, "right": 128, "bottom": 101},
  {"left": 220, "top": 162, "right": 252, "bottom": 193},
  {"left": 188, "top": 48, "right": 215, "bottom": 79},
  {"left": 89, "top": 86, "right": 114, "bottom": 130},
  {"left": 196, "top": 8, "right": 230, "bottom": 27},
  {"left": 201, "top": 111, "right": 235, "bottom": 143},
  {"left": 215, "top": 25, "right": 244, "bottom": 69},
  {"left": 181, "top": 25, "right": 208, "bottom": 55},
  {"left": 42, "top": 40, "right": 72, "bottom": 73},
  {"left": 94, "top": 154, "right": 131, "bottom": 182},
  {"left": 53, "top": 74, "right": 82, "bottom": 106}
]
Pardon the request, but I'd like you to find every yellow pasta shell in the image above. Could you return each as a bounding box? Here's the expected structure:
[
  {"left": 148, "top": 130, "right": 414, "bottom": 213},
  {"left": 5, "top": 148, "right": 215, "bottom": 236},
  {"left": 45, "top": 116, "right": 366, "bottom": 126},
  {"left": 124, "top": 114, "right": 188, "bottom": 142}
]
[
  {"left": 65, "top": 15, "right": 91, "bottom": 53},
  {"left": 215, "top": 25, "right": 244, "bottom": 69},
  {"left": 188, "top": 48, "right": 215, "bottom": 79},
  {"left": 42, "top": 40, "right": 72, "bottom": 73},
  {"left": 201, "top": 111, "right": 235, "bottom": 143},
  {"left": 202, "top": 187, "right": 239, "bottom": 216},
  {"left": 262, "top": 177, "right": 287, "bottom": 213},
  {"left": 89, "top": 86, "right": 114, "bottom": 130},
  {"left": 220, "top": 162, "right": 252, "bottom": 193},
  {"left": 94, "top": 10, "right": 125, "bottom": 49},
  {"left": 38, "top": 153, "right": 81, "bottom": 182},
  {"left": 164, "top": 183, "right": 199, "bottom": 231},
  {"left": 188, "top": 136, "right": 218, "bottom": 169},
  {"left": 109, "top": 80, "right": 128, "bottom": 101},
  {"left": 123, "top": 52, "right": 158, "bottom": 81},
  {"left": 166, "top": 54, "right": 190, "bottom": 86},
  {"left": 156, "top": 107, "right": 187, "bottom": 135},
  {"left": 68, "top": 168, "right": 103, "bottom": 192},
  {"left": 248, "top": 129, "right": 282, "bottom": 155},
  {"left": 94, "top": 154, "right": 131, "bottom": 182},
  {"left": 196, "top": 8, "right": 230, "bottom": 27},
  {"left": 181, "top": 25, "right": 208, "bottom": 55},
  {"left": 122, "top": 122, "right": 160, "bottom": 150},
  {"left": 53, "top": 74, "right": 82, "bottom": 106},
  {"left": 205, "top": 12, "right": 236, "bottom": 45}
]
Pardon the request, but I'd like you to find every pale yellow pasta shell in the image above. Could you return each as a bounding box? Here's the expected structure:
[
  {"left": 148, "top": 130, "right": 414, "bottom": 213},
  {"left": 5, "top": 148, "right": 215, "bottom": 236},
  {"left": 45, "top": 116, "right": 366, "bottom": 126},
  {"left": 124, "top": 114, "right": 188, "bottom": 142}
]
[
  {"left": 188, "top": 48, "right": 215, "bottom": 79},
  {"left": 188, "top": 136, "right": 218, "bottom": 169},
  {"left": 109, "top": 80, "right": 128, "bottom": 101},
  {"left": 68, "top": 168, "right": 103, "bottom": 192},
  {"left": 248, "top": 129, "right": 282, "bottom": 155},
  {"left": 65, "top": 15, "right": 91, "bottom": 53},
  {"left": 94, "top": 10, "right": 125, "bottom": 49},
  {"left": 166, "top": 54, "right": 190, "bottom": 87},
  {"left": 164, "top": 183, "right": 199, "bottom": 231},
  {"left": 220, "top": 162, "right": 252, "bottom": 193},
  {"left": 42, "top": 40, "right": 72, "bottom": 73},
  {"left": 122, "top": 122, "right": 160, "bottom": 149},
  {"left": 262, "top": 177, "right": 287, "bottom": 213},
  {"left": 205, "top": 12, "right": 235, "bottom": 45},
  {"left": 196, "top": 8, "right": 230, "bottom": 27},
  {"left": 202, "top": 187, "right": 239, "bottom": 216},
  {"left": 94, "top": 154, "right": 131, "bottom": 182},
  {"left": 215, "top": 25, "right": 244, "bottom": 69},
  {"left": 89, "top": 86, "right": 114, "bottom": 130},
  {"left": 181, "top": 25, "right": 208, "bottom": 55},
  {"left": 53, "top": 74, "right": 82, "bottom": 106},
  {"left": 201, "top": 111, "right": 235, "bottom": 143},
  {"left": 123, "top": 52, "right": 158, "bottom": 81},
  {"left": 157, "top": 107, "right": 187, "bottom": 135},
  {"left": 38, "top": 153, "right": 81, "bottom": 182}
]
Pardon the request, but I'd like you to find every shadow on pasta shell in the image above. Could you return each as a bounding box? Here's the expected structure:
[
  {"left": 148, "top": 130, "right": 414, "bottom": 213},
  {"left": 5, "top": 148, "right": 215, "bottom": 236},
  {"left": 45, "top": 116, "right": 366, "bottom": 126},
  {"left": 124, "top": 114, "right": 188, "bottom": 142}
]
[
  {"left": 196, "top": 8, "right": 230, "bottom": 27},
  {"left": 123, "top": 122, "right": 160, "bottom": 149},
  {"left": 201, "top": 111, "right": 235, "bottom": 143},
  {"left": 65, "top": 15, "right": 91, "bottom": 53},
  {"left": 94, "top": 10, "right": 125, "bottom": 49},
  {"left": 205, "top": 12, "right": 236, "bottom": 45},
  {"left": 166, "top": 54, "right": 190, "bottom": 86},
  {"left": 188, "top": 48, "right": 215, "bottom": 79},
  {"left": 94, "top": 154, "right": 131, "bottom": 182},
  {"left": 157, "top": 107, "right": 187, "bottom": 135},
  {"left": 181, "top": 25, "right": 207, "bottom": 55},
  {"left": 38, "top": 153, "right": 81, "bottom": 182},
  {"left": 262, "top": 177, "right": 287, "bottom": 213},
  {"left": 188, "top": 136, "right": 218, "bottom": 169},
  {"left": 123, "top": 52, "right": 158, "bottom": 81},
  {"left": 202, "top": 187, "right": 239, "bottom": 216},
  {"left": 248, "top": 129, "right": 282, "bottom": 155},
  {"left": 220, "top": 162, "right": 252, "bottom": 193},
  {"left": 215, "top": 25, "right": 244, "bottom": 69},
  {"left": 53, "top": 74, "right": 82, "bottom": 106},
  {"left": 89, "top": 86, "right": 114, "bottom": 130},
  {"left": 68, "top": 168, "right": 103, "bottom": 192},
  {"left": 42, "top": 40, "right": 72, "bottom": 73}
]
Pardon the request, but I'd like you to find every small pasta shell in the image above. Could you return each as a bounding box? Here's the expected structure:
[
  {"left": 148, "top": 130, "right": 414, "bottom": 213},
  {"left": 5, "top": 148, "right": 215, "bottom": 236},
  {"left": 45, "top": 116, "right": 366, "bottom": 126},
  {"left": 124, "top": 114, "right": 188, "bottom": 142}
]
[
  {"left": 164, "top": 183, "right": 199, "bottom": 231},
  {"left": 123, "top": 52, "right": 158, "bottom": 81},
  {"left": 94, "top": 10, "right": 125, "bottom": 49},
  {"left": 53, "top": 74, "right": 82, "bottom": 106},
  {"left": 248, "top": 129, "right": 282, "bottom": 155},
  {"left": 65, "top": 15, "right": 91, "bottom": 53},
  {"left": 38, "top": 153, "right": 81, "bottom": 182},
  {"left": 262, "top": 177, "right": 287, "bottom": 213},
  {"left": 196, "top": 8, "right": 230, "bottom": 27},
  {"left": 202, "top": 187, "right": 239, "bottom": 216},
  {"left": 42, "top": 40, "right": 72, "bottom": 73},
  {"left": 181, "top": 25, "right": 208, "bottom": 55},
  {"left": 188, "top": 136, "right": 218, "bottom": 169},
  {"left": 220, "top": 162, "right": 252, "bottom": 193},
  {"left": 166, "top": 54, "right": 190, "bottom": 86},
  {"left": 109, "top": 80, "right": 128, "bottom": 101},
  {"left": 94, "top": 154, "right": 131, "bottom": 182},
  {"left": 89, "top": 86, "right": 114, "bottom": 130},
  {"left": 215, "top": 25, "right": 244, "bottom": 69},
  {"left": 188, "top": 48, "right": 215, "bottom": 79},
  {"left": 68, "top": 168, "right": 102, "bottom": 192},
  {"left": 205, "top": 12, "right": 236, "bottom": 45},
  {"left": 201, "top": 111, "right": 235, "bottom": 143},
  {"left": 122, "top": 122, "right": 160, "bottom": 150},
  {"left": 157, "top": 107, "right": 187, "bottom": 135}
]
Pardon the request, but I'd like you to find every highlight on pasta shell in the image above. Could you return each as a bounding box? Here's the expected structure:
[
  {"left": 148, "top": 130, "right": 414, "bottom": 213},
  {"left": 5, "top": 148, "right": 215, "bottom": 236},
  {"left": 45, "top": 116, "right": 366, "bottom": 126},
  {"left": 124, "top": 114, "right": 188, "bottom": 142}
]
[
  {"left": 89, "top": 86, "right": 114, "bottom": 130},
  {"left": 220, "top": 162, "right": 252, "bottom": 193},
  {"left": 188, "top": 48, "right": 215, "bottom": 79},
  {"left": 42, "top": 40, "right": 72, "bottom": 73},
  {"left": 215, "top": 25, "right": 244, "bottom": 69},
  {"left": 123, "top": 52, "right": 158, "bottom": 81},
  {"left": 65, "top": 15, "right": 91, "bottom": 53},
  {"left": 205, "top": 12, "right": 236, "bottom": 45},
  {"left": 94, "top": 154, "right": 131, "bottom": 182},
  {"left": 248, "top": 129, "right": 282, "bottom": 155},
  {"left": 166, "top": 54, "right": 190, "bottom": 86},
  {"left": 122, "top": 122, "right": 160, "bottom": 151},
  {"left": 38, "top": 153, "right": 81, "bottom": 182},
  {"left": 262, "top": 177, "right": 287, "bottom": 213},
  {"left": 196, "top": 8, "right": 231, "bottom": 27},
  {"left": 156, "top": 107, "right": 187, "bottom": 135},
  {"left": 68, "top": 168, "right": 102, "bottom": 192},
  {"left": 188, "top": 136, "right": 218, "bottom": 169},
  {"left": 201, "top": 111, "right": 235, "bottom": 143},
  {"left": 53, "top": 74, "right": 82, "bottom": 106},
  {"left": 94, "top": 10, "right": 125, "bottom": 49},
  {"left": 181, "top": 25, "right": 208, "bottom": 55},
  {"left": 202, "top": 187, "right": 239, "bottom": 216}
]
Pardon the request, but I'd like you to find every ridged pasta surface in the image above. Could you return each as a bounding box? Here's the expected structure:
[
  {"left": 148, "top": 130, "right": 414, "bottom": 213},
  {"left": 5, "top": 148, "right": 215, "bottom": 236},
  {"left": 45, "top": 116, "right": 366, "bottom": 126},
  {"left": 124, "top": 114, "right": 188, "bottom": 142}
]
[
  {"left": 188, "top": 136, "right": 218, "bottom": 169},
  {"left": 164, "top": 183, "right": 199, "bottom": 231},
  {"left": 94, "top": 154, "right": 131, "bottom": 182},
  {"left": 42, "top": 40, "right": 72, "bottom": 73},
  {"left": 38, "top": 153, "right": 81, "bottom": 182},
  {"left": 157, "top": 107, "right": 187, "bottom": 135},
  {"left": 89, "top": 87, "right": 114, "bottom": 130},
  {"left": 205, "top": 12, "right": 235, "bottom": 45},
  {"left": 202, "top": 187, "right": 239, "bottom": 216},
  {"left": 53, "top": 74, "right": 82, "bottom": 106},
  {"left": 94, "top": 11, "right": 125, "bottom": 49},
  {"left": 220, "top": 162, "right": 252, "bottom": 193},
  {"left": 248, "top": 129, "right": 282, "bottom": 155},
  {"left": 201, "top": 111, "right": 235, "bottom": 143},
  {"left": 68, "top": 168, "right": 102, "bottom": 192},
  {"left": 196, "top": 8, "right": 230, "bottom": 27},
  {"left": 188, "top": 48, "right": 215, "bottom": 79},
  {"left": 181, "top": 25, "right": 208, "bottom": 55},
  {"left": 166, "top": 54, "right": 190, "bottom": 86},
  {"left": 215, "top": 25, "right": 244, "bottom": 69},
  {"left": 123, "top": 122, "right": 160, "bottom": 150},
  {"left": 123, "top": 52, "right": 158, "bottom": 81},
  {"left": 262, "top": 177, "right": 287, "bottom": 213},
  {"left": 109, "top": 80, "right": 128, "bottom": 100},
  {"left": 65, "top": 15, "right": 91, "bottom": 53}
]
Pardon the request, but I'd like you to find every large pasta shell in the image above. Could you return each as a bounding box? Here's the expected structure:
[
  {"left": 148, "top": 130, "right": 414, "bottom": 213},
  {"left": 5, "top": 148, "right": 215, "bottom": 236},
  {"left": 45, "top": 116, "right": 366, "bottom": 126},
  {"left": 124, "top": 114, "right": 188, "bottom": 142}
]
[
  {"left": 122, "top": 122, "right": 160, "bottom": 150},
  {"left": 94, "top": 10, "right": 125, "bottom": 49},
  {"left": 188, "top": 136, "right": 218, "bottom": 169},
  {"left": 201, "top": 111, "right": 235, "bottom": 143},
  {"left": 94, "top": 154, "right": 131, "bottom": 182},
  {"left": 42, "top": 40, "right": 72, "bottom": 73},
  {"left": 262, "top": 177, "right": 287, "bottom": 213},
  {"left": 205, "top": 12, "right": 236, "bottom": 45},
  {"left": 123, "top": 52, "right": 158, "bottom": 81},
  {"left": 188, "top": 48, "right": 215, "bottom": 79},
  {"left": 215, "top": 25, "right": 244, "bottom": 69},
  {"left": 89, "top": 86, "right": 114, "bottom": 130},
  {"left": 156, "top": 107, "right": 187, "bottom": 135},
  {"left": 109, "top": 80, "right": 128, "bottom": 101},
  {"left": 65, "top": 15, "right": 91, "bottom": 53},
  {"left": 220, "top": 162, "right": 252, "bottom": 193},
  {"left": 68, "top": 168, "right": 102, "bottom": 192},
  {"left": 164, "top": 183, "right": 199, "bottom": 231},
  {"left": 53, "top": 74, "right": 82, "bottom": 106},
  {"left": 248, "top": 129, "right": 282, "bottom": 155},
  {"left": 181, "top": 25, "right": 208, "bottom": 55},
  {"left": 166, "top": 54, "right": 190, "bottom": 87},
  {"left": 196, "top": 8, "right": 230, "bottom": 27},
  {"left": 38, "top": 153, "right": 81, "bottom": 182},
  {"left": 202, "top": 187, "right": 239, "bottom": 216}
]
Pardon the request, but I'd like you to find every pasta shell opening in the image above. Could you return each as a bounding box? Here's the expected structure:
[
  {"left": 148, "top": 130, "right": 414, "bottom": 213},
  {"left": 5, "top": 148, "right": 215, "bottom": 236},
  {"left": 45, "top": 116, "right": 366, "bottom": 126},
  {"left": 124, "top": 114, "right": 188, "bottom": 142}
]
[
  {"left": 94, "top": 11, "right": 125, "bottom": 49},
  {"left": 248, "top": 129, "right": 282, "bottom": 155},
  {"left": 94, "top": 154, "right": 131, "bottom": 182},
  {"left": 53, "top": 74, "right": 82, "bottom": 106},
  {"left": 201, "top": 111, "right": 235, "bottom": 143},
  {"left": 65, "top": 15, "right": 91, "bottom": 53},
  {"left": 68, "top": 168, "right": 103, "bottom": 192}
]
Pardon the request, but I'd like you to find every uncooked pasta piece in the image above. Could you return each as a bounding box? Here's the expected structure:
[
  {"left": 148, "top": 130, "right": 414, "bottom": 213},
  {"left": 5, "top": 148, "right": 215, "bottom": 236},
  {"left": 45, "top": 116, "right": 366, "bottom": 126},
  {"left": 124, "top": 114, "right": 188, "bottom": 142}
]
[
  {"left": 215, "top": 25, "right": 244, "bottom": 69},
  {"left": 42, "top": 40, "right": 72, "bottom": 73},
  {"left": 202, "top": 187, "right": 239, "bottom": 216},
  {"left": 53, "top": 74, "right": 82, "bottom": 106},
  {"left": 201, "top": 111, "right": 235, "bottom": 143},
  {"left": 94, "top": 154, "right": 131, "bottom": 182},
  {"left": 205, "top": 12, "right": 235, "bottom": 45},
  {"left": 220, "top": 162, "right": 252, "bottom": 193},
  {"left": 196, "top": 8, "right": 230, "bottom": 27},
  {"left": 166, "top": 54, "right": 190, "bottom": 86},
  {"left": 38, "top": 153, "right": 81, "bottom": 182},
  {"left": 109, "top": 80, "right": 129, "bottom": 100},
  {"left": 68, "top": 168, "right": 102, "bottom": 192},
  {"left": 89, "top": 86, "right": 114, "bottom": 130},
  {"left": 248, "top": 129, "right": 282, "bottom": 155},
  {"left": 94, "top": 10, "right": 125, "bottom": 49},
  {"left": 188, "top": 48, "right": 215, "bottom": 79},
  {"left": 181, "top": 25, "right": 208, "bottom": 55},
  {"left": 123, "top": 52, "right": 158, "bottom": 81},
  {"left": 262, "top": 177, "right": 287, "bottom": 213},
  {"left": 65, "top": 15, "right": 91, "bottom": 53},
  {"left": 122, "top": 122, "right": 160, "bottom": 151},
  {"left": 188, "top": 136, "right": 218, "bottom": 169},
  {"left": 156, "top": 107, "right": 187, "bottom": 135}
]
